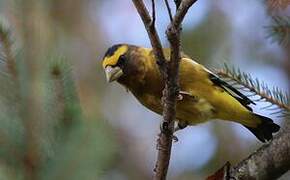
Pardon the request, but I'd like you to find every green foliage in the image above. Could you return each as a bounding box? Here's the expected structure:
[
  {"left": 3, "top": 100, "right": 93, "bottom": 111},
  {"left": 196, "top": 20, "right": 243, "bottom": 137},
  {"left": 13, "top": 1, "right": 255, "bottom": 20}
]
[
  {"left": 0, "top": 17, "right": 11, "bottom": 43},
  {"left": 0, "top": 17, "right": 24, "bottom": 171},
  {"left": 41, "top": 119, "right": 117, "bottom": 180},
  {"left": 40, "top": 56, "right": 118, "bottom": 179},
  {"left": 0, "top": 18, "right": 118, "bottom": 179},
  {"left": 266, "top": 16, "right": 290, "bottom": 46}
]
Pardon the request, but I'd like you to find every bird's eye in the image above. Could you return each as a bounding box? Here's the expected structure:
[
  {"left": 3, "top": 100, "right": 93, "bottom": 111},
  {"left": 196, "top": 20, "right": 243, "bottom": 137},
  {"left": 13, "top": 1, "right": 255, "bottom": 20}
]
[{"left": 117, "top": 55, "right": 126, "bottom": 67}]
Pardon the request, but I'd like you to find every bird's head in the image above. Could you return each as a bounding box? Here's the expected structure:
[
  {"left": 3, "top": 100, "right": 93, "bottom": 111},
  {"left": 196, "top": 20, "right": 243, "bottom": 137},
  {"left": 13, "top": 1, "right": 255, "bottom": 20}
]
[
  {"left": 102, "top": 44, "right": 148, "bottom": 85},
  {"left": 102, "top": 44, "right": 129, "bottom": 82}
]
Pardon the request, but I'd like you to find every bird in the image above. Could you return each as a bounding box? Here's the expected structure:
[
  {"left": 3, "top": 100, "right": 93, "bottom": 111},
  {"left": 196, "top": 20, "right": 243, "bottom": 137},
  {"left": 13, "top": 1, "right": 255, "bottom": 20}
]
[{"left": 101, "top": 44, "right": 280, "bottom": 142}]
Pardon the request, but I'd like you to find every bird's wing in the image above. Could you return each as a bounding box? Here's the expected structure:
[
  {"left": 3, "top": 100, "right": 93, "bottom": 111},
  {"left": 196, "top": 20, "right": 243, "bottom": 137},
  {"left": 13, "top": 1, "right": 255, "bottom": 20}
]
[
  {"left": 179, "top": 57, "right": 254, "bottom": 111},
  {"left": 208, "top": 72, "right": 255, "bottom": 111}
]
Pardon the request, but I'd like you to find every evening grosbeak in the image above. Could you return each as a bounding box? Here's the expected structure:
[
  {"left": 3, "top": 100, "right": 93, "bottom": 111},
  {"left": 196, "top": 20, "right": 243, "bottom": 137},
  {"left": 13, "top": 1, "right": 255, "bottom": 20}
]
[{"left": 101, "top": 44, "right": 280, "bottom": 142}]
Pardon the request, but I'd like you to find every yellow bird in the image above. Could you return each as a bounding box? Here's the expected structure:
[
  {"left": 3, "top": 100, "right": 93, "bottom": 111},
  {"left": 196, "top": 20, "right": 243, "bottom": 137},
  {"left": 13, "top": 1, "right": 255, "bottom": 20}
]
[{"left": 101, "top": 44, "right": 280, "bottom": 142}]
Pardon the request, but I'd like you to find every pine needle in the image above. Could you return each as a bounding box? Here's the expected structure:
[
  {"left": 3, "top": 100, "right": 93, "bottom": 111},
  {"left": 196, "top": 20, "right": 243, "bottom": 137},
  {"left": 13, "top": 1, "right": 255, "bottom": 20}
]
[
  {"left": 266, "top": 16, "right": 290, "bottom": 47},
  {"left": 0, "top": 17, "right": 17, "bottom": 79},
  {"left": 266, "top": 0, "right": 290, "bottom": 12},
  {"left": 216, "top": 64, "right": 290, "bottom": 117}
]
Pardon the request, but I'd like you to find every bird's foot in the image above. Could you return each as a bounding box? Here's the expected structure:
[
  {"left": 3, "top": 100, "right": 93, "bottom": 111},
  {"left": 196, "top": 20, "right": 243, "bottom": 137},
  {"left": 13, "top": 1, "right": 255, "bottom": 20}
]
[
  {"left": 157, "top": 121, "right": 188, "bottom": 145},
  {"left": 156, "top": 122, "right": 179, "bottom": 147},
  {"left": 172, "top": 134, "right": 179, "bottom": 142},
  {"left": 174, "top": 121, "right": 188, "bottom": 132}
]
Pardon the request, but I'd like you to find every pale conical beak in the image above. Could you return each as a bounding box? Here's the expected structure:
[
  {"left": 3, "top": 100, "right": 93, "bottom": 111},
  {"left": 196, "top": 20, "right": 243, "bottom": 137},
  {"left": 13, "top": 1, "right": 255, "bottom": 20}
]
[{"left": 105, "top": 66, "right": 123, "bottom": 82}]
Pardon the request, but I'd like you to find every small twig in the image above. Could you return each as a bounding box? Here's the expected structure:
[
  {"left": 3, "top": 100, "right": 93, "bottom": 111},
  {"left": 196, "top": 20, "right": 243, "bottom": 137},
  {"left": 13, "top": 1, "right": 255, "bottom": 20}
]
[
  {"left": 172, "top": 0, "right": 198, "bottom": 27},
  {"left": 164, "top": 0, "right": 173, "bottom": 22},
  {"left": 151, "top": 0, "right": 156, "bottom": 26},
  {"left": 132, "top": 0, "right": 167, "bottom": 70},
  {"left": 174, "top": 0, "right": 182, "bottom": 9}
]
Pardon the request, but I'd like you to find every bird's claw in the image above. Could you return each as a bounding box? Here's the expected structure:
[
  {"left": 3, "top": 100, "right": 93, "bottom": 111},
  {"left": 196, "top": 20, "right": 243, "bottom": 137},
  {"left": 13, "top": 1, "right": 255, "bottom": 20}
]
[
  {"left": 172, "top": 135, "right": 179, "bottom": 142},
  {"left": 157, "top": 122, "right": 179, "bottom": 146}
]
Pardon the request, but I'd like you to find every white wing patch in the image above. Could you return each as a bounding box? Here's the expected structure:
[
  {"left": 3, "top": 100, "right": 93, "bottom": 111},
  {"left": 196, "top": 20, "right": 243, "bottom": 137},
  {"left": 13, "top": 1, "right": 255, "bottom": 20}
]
[
  {"left": 194, "top": 98, "right": 214, "bottom": 120},
  {"left": 179, "top": 90, "right": 215, "bottom": 123}
]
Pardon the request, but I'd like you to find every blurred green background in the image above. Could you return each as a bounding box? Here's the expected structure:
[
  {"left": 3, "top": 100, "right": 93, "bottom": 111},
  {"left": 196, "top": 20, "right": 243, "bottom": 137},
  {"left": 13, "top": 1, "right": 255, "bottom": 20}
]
[{"left": 0, "top": 0, "right": 289, "bottom": 179}]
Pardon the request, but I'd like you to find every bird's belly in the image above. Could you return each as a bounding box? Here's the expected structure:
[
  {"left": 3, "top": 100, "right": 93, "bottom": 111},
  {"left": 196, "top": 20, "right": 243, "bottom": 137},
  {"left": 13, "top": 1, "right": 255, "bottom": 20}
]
[
  {"left": 136, "top": 93, "right": 214, "bottom": 125},
  {"left": 176, "top": 97, "right": 214, "bottom": 125}
]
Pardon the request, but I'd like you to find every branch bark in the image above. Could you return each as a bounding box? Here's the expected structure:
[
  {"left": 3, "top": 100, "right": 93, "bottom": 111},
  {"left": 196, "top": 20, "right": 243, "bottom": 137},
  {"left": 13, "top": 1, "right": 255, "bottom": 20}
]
[
  {"left": 229, "top": 128, "right": 290, "bottom": 180},
  {"left": 132, "top": 0, "right": 197, "bottom": 179}
]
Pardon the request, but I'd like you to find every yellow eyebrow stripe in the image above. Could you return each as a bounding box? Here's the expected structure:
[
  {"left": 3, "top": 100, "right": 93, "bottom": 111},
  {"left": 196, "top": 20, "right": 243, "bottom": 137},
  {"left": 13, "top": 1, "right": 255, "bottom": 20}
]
[{"left": 102, "top": 46, "right": 128, "bottom": 69}]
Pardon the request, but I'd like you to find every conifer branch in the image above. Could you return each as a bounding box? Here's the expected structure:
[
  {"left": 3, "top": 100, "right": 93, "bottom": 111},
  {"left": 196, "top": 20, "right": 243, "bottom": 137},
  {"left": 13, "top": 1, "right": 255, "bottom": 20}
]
[
  {"left": 216, "top": 65, "right": 290, "bottom": 117},
  {"left": 266, "top": 16, "right": 290, "bottom": 46},
  {"left": 49, "top": 58, "right": 80, "bottom": 128},
  {"left": 266, "top": 0, "right": 290, "bottom": 12},
  {"left": 0, "top": 18, "right": 17, "bottom": 79},
  {"left": 50, "top": 60, "right": 67, "bottom": 128}
]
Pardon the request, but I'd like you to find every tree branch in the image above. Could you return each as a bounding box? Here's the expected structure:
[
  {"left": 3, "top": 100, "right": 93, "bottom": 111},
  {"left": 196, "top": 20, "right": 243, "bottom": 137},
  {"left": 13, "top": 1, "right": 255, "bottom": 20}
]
[
  {"left": 172, "top": 0, "right": 198, "bottom": 27},
  {"left": 229, "top": 128, "right": 290, "bottom": 179},
  {"left": 164, "top": 0, "right": 173, "bottom": 22},
  {"left": 174, "top": 0, "right": 182, "bottom": 9},
  {"left": 151, "top": 0, "right": 156, "bottom": 26},
  {"left": 207, "top": 128, "right": 290, "bottom": 180},
  {"left": 131, "top": 0, "right": 166, "bottom": 71},
  {"left": 132, "top": 0, "right": 198, "bottom": 179},
  {"left": 155, "top": 0, "right": 198, "bottom": 179}
]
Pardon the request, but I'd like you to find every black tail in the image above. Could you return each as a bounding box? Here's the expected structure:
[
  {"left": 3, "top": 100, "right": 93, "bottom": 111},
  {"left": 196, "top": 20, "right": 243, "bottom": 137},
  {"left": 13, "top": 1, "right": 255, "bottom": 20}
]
[{"left": 244, "top": 114, "right": 280, "bottom": 143}]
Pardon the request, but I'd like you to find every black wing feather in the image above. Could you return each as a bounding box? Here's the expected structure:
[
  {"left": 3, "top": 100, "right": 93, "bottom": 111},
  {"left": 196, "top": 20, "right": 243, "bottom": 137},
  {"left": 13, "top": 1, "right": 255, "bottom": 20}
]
[{"left": 209, "top": 73, "right": 255, "bottom": 111}]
